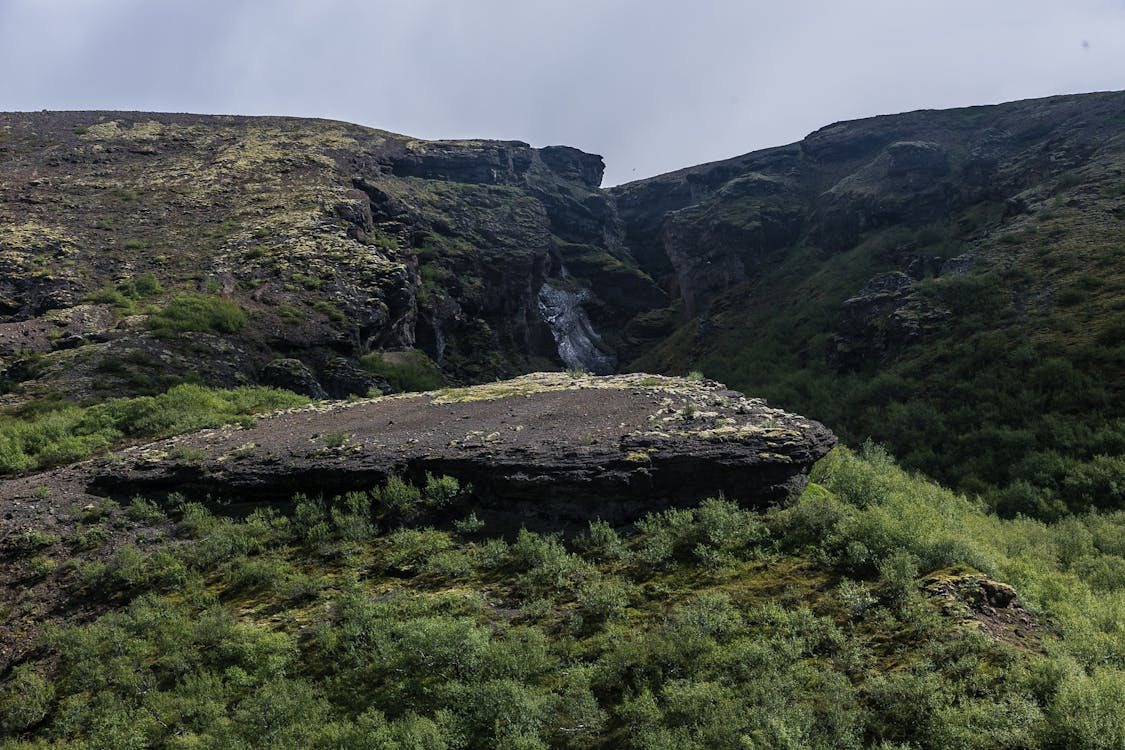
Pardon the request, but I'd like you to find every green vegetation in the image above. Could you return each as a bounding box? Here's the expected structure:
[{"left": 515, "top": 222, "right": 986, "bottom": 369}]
[
  {"left": 312, "top": 300, "right": 346, "bottom": 323},
  {"left": 360, "top": 348, "right": 446, "bottom": 393},
  {"left": 86, "top": 272, "right": 164, "bottom": 310},
  {"left": 148, "top": 293, "right": 247, "bottom": 337},
  {"left": 637, "top": 216, "right": 1125, "bottom": 519},
  {"left": 0, "top": 384, "right": 307, "bottom": 474},
  {"left": 3, "top": 449, "right": 1122, "bottom": 748}
]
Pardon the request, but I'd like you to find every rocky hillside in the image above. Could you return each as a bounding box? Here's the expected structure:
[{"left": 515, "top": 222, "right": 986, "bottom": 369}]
[
  {"left": 0, "top": 111, "right": 659, "bottom": 405},
  {"left": 2, "top": 93, "right": 1124, "bottom": 515},
  {"left": 611, "top": 91, "right": 1125, "bottom": 515}
]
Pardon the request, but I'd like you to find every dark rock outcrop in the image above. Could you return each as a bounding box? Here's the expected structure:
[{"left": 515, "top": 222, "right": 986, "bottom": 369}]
[
  {"left": 922, "top": 567, "right": 1040, "bottom": 648},
  {"left": 81, "top": 373, "right": 835, "bottom": 523},
  {"left": 827, "top": 272, "right": 952, "bottom": 371},
  {"left": 815, "top": 140, "right": 954, "bottom": 251},
  {"left": 260, "top": 358, "right": 327, "bottom": 399},
  {"left": 660, "top": 173, "right": 805, "bottom": 316},
  {"left": 318, "top": 355, "right": 390, "bottom": 398}
]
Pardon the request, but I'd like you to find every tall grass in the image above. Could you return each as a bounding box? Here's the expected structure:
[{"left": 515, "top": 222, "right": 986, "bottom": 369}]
[{"left": 0, "top": 384, "right": 307, "bottom": 474}]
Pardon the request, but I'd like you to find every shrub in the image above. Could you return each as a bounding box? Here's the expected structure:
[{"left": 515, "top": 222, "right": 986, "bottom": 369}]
[
  {"left": 837, "top": 579, "right": 877, "bottom": 618},
  {"left": 510, "top": 529, "right": 591, "bottom": 594},
  {"left": 374, "top": 475, "right": 421, "bottom": 512},
  {"left": 474, "top": 538, "right": 510, "bottom": 569},
  {"left": 359, "top": 349, "right": 445, "bottom": 393},
  {"left": 125, "top": 496, "right": 165, "bottom": 523},
  {"left": 0, "top": 384, "right": 306, "bottom": 475},
  {"left": 87, "top": 272, "right": 163, "bottom": 311},
  {"left": 27, "top": 555, "right": 57, "bottom": 577},
  {"left": 1061, "top": 455, "right": 1125, "bottom": 511},
  {"left": 322, "top": 429, "right": 351, "bottom": 448},
  {"left": 876, "top": 550, "right": 920, "bottom": 606},
  {"left": 0, "top": 433, "right": 36, "bottom": 473},
  {"left": 454, "top": 512, "right": 486, "bottom": 535},
  {"left": 576, "top": 575, "right": 634, "bottom": 625},
  {"left": 422, "top": 472, "right": 465, "bottom": 509},
  {"left": 8, "top": 528, "right": 59, "bottom": 556},
  {"left": 330, "top": 491, "right": 375, "bottom": 541},
  {"left": 77, "top": 527, "right": 111, "bottom": 550},
  {"left": 1047, "top": 667, "right": 1125, "bottom": 750},
  {"left": 293, "top": 494, "right": 327, "bottom": 541},
  {"left": 381, "top": 528, "right": 455, "bottom": 573},
  {"left": 226, "top": 554, "right": 294, "bottom": 594},
  {"left": 574, "top": 519, "right": 626, "bottom": 560},
  {"left": 148, "top": 293, "right": 246, "bottom": 336},
  {"left": 0, "top": 665, "right": 55, "bottom": 733}
]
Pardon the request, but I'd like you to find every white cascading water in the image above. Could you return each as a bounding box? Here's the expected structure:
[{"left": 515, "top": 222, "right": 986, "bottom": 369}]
[{"left": 537, "top": 278, "right": 615, "bottom": 374}]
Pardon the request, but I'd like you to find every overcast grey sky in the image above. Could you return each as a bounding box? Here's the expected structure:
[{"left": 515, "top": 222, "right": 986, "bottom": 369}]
[{"left": 2, "top": 0, "right": 1123, "bottom": 185}]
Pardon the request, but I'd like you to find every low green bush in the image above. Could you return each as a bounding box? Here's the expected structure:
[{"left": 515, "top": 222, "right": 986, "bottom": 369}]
[
  {"left": 0, "top": 384, "right": 307, "bottom": 475},
  {"left": 359, "top": 349, "right": 445, "bottom": 393},
  {"left": 86, "top": 272, "right": 164, "bottom": 311},
  {"left": 148, "top": 292, "right": 246, "bottom": 336},
  {"left": 5, "top": 445, "right": 1124, "bottom": 748}
]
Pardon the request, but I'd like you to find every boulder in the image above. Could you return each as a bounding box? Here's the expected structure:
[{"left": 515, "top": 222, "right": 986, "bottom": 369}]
[
  {"left": 260, "top": 358, "right": 327, "bottom": 399},
  {"left": 318, "top": 355, "right": 390, "bottom": 399},
  {"left": 922, "top": 567, "right": 1040, "bottom": 648}
]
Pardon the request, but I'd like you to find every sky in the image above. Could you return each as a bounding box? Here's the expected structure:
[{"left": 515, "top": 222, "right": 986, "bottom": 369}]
[{"left": 1, "top": 0, "right": 1123, "bottom": 186}]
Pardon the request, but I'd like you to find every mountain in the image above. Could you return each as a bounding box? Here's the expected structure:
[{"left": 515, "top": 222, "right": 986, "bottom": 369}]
[
  {"left": 610, "top": 91, "right": 1125, "bottom": 516},
  {"left": 0, "top": 97, "right": 1123, "bottom": 749},
  {"left": 0, "top": 110, "right": 658, "bottom": 402},
  {"left": 3, "top": 94, "right": 1124, "bottom": 515}
]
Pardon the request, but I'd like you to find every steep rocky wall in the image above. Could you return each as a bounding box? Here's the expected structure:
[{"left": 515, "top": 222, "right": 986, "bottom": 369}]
[
  {"left": 351, "top": 137, "right": 657, "bottom": 381},
  {"left": 609, "top": 90, "right": 1125, "bottom": 348},
  {"left": 0, "top": 112, "right": 660, "bottom": 404}
]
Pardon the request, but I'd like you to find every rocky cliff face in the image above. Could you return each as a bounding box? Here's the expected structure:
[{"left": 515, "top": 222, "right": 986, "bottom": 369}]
[{"left": 0, "top": 113, "right": 659, "bottom": 404}]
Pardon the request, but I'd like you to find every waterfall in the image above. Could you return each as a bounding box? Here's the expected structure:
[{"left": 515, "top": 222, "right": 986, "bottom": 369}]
[{"left": 537, "top": 278, "right": 616, "bottom": 374}]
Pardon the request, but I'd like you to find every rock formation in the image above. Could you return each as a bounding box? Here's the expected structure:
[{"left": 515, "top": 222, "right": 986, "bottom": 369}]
[
  {"left": 1, "top": 374, "right": 835, "bottom": 525},
  {"left": 0, "top": 112, "right": 661, "bottom": 403}
]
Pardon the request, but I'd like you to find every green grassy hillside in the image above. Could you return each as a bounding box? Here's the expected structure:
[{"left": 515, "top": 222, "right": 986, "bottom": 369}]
[{"left": 1, "top": 447, "right": 1121, "bottom": 748}]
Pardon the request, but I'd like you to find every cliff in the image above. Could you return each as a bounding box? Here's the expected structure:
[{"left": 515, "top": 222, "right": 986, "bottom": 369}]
[
  {"left": 0, "top": 112, "right": 660, "bottom": 404},
  {"left": 0, "top": 373, "right": 835, "bottom": 528}
]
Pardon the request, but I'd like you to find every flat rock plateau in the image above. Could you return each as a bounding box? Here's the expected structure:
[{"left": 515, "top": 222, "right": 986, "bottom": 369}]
[{"left": 1, "top": 373, "right": 835, "bottom": 528}]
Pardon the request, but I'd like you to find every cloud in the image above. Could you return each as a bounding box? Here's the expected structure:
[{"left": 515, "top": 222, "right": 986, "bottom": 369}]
[{"left": 2, "top": 0, "right": 1124, "bottom": 185}]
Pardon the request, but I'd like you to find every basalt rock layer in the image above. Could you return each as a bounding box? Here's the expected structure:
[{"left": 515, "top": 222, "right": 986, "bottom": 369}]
[{"left": 5, "top": 374, "right": 834, "bottom": 524}]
